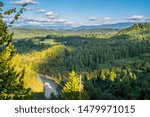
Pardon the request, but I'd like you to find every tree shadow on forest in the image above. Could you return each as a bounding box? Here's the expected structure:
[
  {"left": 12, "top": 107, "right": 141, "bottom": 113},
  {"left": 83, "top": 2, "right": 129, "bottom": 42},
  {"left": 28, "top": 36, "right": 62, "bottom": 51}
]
[
  {"left": 53, "top": 35, "right": 111, "bottom": 47},
  {"left": 13, "top": 39, "right": 51, "bottom": 54}
]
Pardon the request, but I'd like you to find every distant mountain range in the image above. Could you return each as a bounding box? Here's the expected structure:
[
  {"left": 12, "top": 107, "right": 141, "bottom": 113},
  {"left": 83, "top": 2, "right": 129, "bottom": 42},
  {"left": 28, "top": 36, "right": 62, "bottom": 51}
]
[
  {"left": 13, "top": 25, "right": 73, "bottom": 30},
  {"left": 13, "top": 22, "right": 147, "bottom": 30},
  {"left": 73, "top": 22, "right": 137, "bottom": 30}
]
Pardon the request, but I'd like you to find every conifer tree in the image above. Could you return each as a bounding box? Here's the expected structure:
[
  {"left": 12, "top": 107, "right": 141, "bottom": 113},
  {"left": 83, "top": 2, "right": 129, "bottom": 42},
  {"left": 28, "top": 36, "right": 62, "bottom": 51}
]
[
  {"left": 62, "top": 71, "right": 89, "bottom": 100},
  {"left": 0, "top": 2, "right": 31, "bottom": 99}
]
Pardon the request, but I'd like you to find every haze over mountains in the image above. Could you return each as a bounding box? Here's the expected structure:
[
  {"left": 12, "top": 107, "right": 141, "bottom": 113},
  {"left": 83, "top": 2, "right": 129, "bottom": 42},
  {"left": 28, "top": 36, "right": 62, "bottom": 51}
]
[{"left": 13, "top": 22, "right": 146, "bottom": 30}]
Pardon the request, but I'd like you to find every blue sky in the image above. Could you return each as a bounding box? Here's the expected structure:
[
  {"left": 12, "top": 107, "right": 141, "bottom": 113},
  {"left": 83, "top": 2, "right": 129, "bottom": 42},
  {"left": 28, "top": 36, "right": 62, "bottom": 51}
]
[{"left": 2, "top": 0, "right": 150, "bottom": 27}]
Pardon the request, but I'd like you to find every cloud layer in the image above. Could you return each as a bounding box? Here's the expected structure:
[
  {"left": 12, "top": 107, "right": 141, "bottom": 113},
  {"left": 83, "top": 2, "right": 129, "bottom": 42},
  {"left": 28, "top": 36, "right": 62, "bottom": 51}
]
[
  {"left": 10, "top": 0, "right": 37, "bottom": 5},
  {"left": 128, "top": 15, "right": 145, "bottom": 21},
  {"left": 7, "top": 1, "right": 150, "bottom": 27}
]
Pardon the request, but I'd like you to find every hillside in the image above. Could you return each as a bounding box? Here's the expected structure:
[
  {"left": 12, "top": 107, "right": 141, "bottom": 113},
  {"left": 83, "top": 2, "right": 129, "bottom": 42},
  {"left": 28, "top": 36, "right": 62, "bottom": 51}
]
[
  {"left": 9, "top": 23, "right": 150, "bottom": 100},
  {"left": 113, "top": 23, "right": 150, "bottom": 40},
  {"left": 1, "top": 0, "right": 150, "bottom": 101},
  {"left": 118, "top": 23, "right": 150, "bottom": 34},
  {"left": 10, "top": 28, "right": 59, "bottom": 40}
]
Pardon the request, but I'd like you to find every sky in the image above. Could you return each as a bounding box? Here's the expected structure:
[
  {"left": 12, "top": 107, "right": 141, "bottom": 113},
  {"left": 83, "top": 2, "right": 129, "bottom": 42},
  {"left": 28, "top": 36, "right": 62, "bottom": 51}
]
[{"left": 2, "top": 0, "right": 150, "bottom": 27}]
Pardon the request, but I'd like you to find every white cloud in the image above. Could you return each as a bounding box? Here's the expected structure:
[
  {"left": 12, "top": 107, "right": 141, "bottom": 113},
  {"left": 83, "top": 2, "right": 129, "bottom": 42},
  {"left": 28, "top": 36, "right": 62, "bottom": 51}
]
[
  {"left": 10, "top": 0, "right": 37, "bottom": 5},
  {"left": 131, "top": 15, "right": 144, "bottom": 19},
  {"left": 45, "top": 11, "right": 57, "bottom": 19},
  {"left": 103, "top": 17, "right": 111, "bottom": 21},
  {"left": 25, "top": 6, "right": 38, "bottom": 10},
  {"left": 27, "top": 21, "right": 44, "bottom": 25},
  {"left": 19, "top": 17, "right": 37, "bottom": 21},
  {"left": 46, "top": 12, "right": 55, "bottom": 16},
  {"left": 37, "top": 9, "right": 48, "bottom": 13},
  {"left": 145, "top": 17, "right": 150, "bottom": 22},
  {"left": 4, "top": 2, "right": 77, "bottom": 27},
  {"left": 128, "top": 15, "right": 145, "bottom": 21},
  {"left": 3, "top": 15, "right": 14, "bottom": 22},
  {"left": 16, "top": 16, "right": 76, "bottom": 26},
  {"left": 20, "top": 17, "right": 51, "bottom": 23},
  {"left": 89, "top": 17, "right": 99, "bottom": 21},
  {"left": 126, "top": 15, "right": 150, "bottom": 22},
  {"left": 88, "top": 17, "right": 112, "bottom": 25},
  {"left": 54, "top": 18, "right": 66, "bottom": 23},
  {"left": 64, "top": 21, "right": 75, "bottom": 25},
  {"left": 101, "top": 17, "right": 112, "bottom": 24}
]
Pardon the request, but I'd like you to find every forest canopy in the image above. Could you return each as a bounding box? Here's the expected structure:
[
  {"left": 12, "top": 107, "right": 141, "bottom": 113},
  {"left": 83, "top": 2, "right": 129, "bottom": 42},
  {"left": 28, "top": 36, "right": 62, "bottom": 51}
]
[
  {"left": 10, "top": 23, "right": 150, "bottom": 100},
  {"left": 0, "top": 1, "right": 150, "bottom": 100}
]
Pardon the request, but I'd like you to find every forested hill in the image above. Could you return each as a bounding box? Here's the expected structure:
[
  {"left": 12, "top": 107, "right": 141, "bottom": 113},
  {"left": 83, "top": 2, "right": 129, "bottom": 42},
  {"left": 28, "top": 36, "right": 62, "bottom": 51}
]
[
  {"left": 122, "top": 23, "right": 150, "bottom": 32},
  {"left": 9, "top": 23, "right": 150, "bottom": 100},
  {"left": 118, "top": 23, "right": 150, "bottom": 33},
  {"left": 113, "top": 23, "right": 150, "bottom": 40}
]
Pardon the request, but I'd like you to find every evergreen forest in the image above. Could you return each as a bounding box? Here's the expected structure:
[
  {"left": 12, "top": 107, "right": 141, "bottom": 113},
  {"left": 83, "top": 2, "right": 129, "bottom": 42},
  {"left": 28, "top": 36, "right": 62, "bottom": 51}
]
[{"left": 0, "top": 1, "right": 150, "bottom": 100}]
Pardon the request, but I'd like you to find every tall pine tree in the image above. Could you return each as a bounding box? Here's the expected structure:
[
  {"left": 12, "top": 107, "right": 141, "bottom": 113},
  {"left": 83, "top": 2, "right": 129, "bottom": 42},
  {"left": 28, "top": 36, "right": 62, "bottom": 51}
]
[
  {"left": 62, "top": 71, "right": 89, "bottom": 100},
  {"left": 0, "top": 2, "right": 31, "bottom": 99}
]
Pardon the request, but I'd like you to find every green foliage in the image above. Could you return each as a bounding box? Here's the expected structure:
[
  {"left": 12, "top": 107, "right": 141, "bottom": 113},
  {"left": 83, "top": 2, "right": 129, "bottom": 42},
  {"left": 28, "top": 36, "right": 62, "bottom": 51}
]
[
  {"left": 62, "top": 71, "right": 89, "bottom": 100},
  {"left": 11, "top": 55, "right": 44, "bottom": 94},
  {"left": 0, "top": 2, "right": 31, "bottom": 99},
  {"left": 117, "top": 23, "right": 150, "bottom": 40},
  {"left": 10, "top": 23, "right": 150, "bottom": 100},
  {"left": 10, "top": 28, "right": 58, "bottom": 40},
  {"left": 13, "top": 39, "right": 51, "bottom": 54},
  {"left": 109, "top": 71, "right": 117, "bottom": 81},
  {"left": 84, "top": 66, "right": 150, "bottom": 100}
]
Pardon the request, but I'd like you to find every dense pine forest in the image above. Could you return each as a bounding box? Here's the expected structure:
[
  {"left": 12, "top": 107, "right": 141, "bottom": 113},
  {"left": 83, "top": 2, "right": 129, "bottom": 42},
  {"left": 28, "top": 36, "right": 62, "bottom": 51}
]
[
  {"left": 9, "top": 23, "right": 150, "bottom": 100},
  {"left": 0, "top": 1, "right": 150, "bottom": 100}
]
